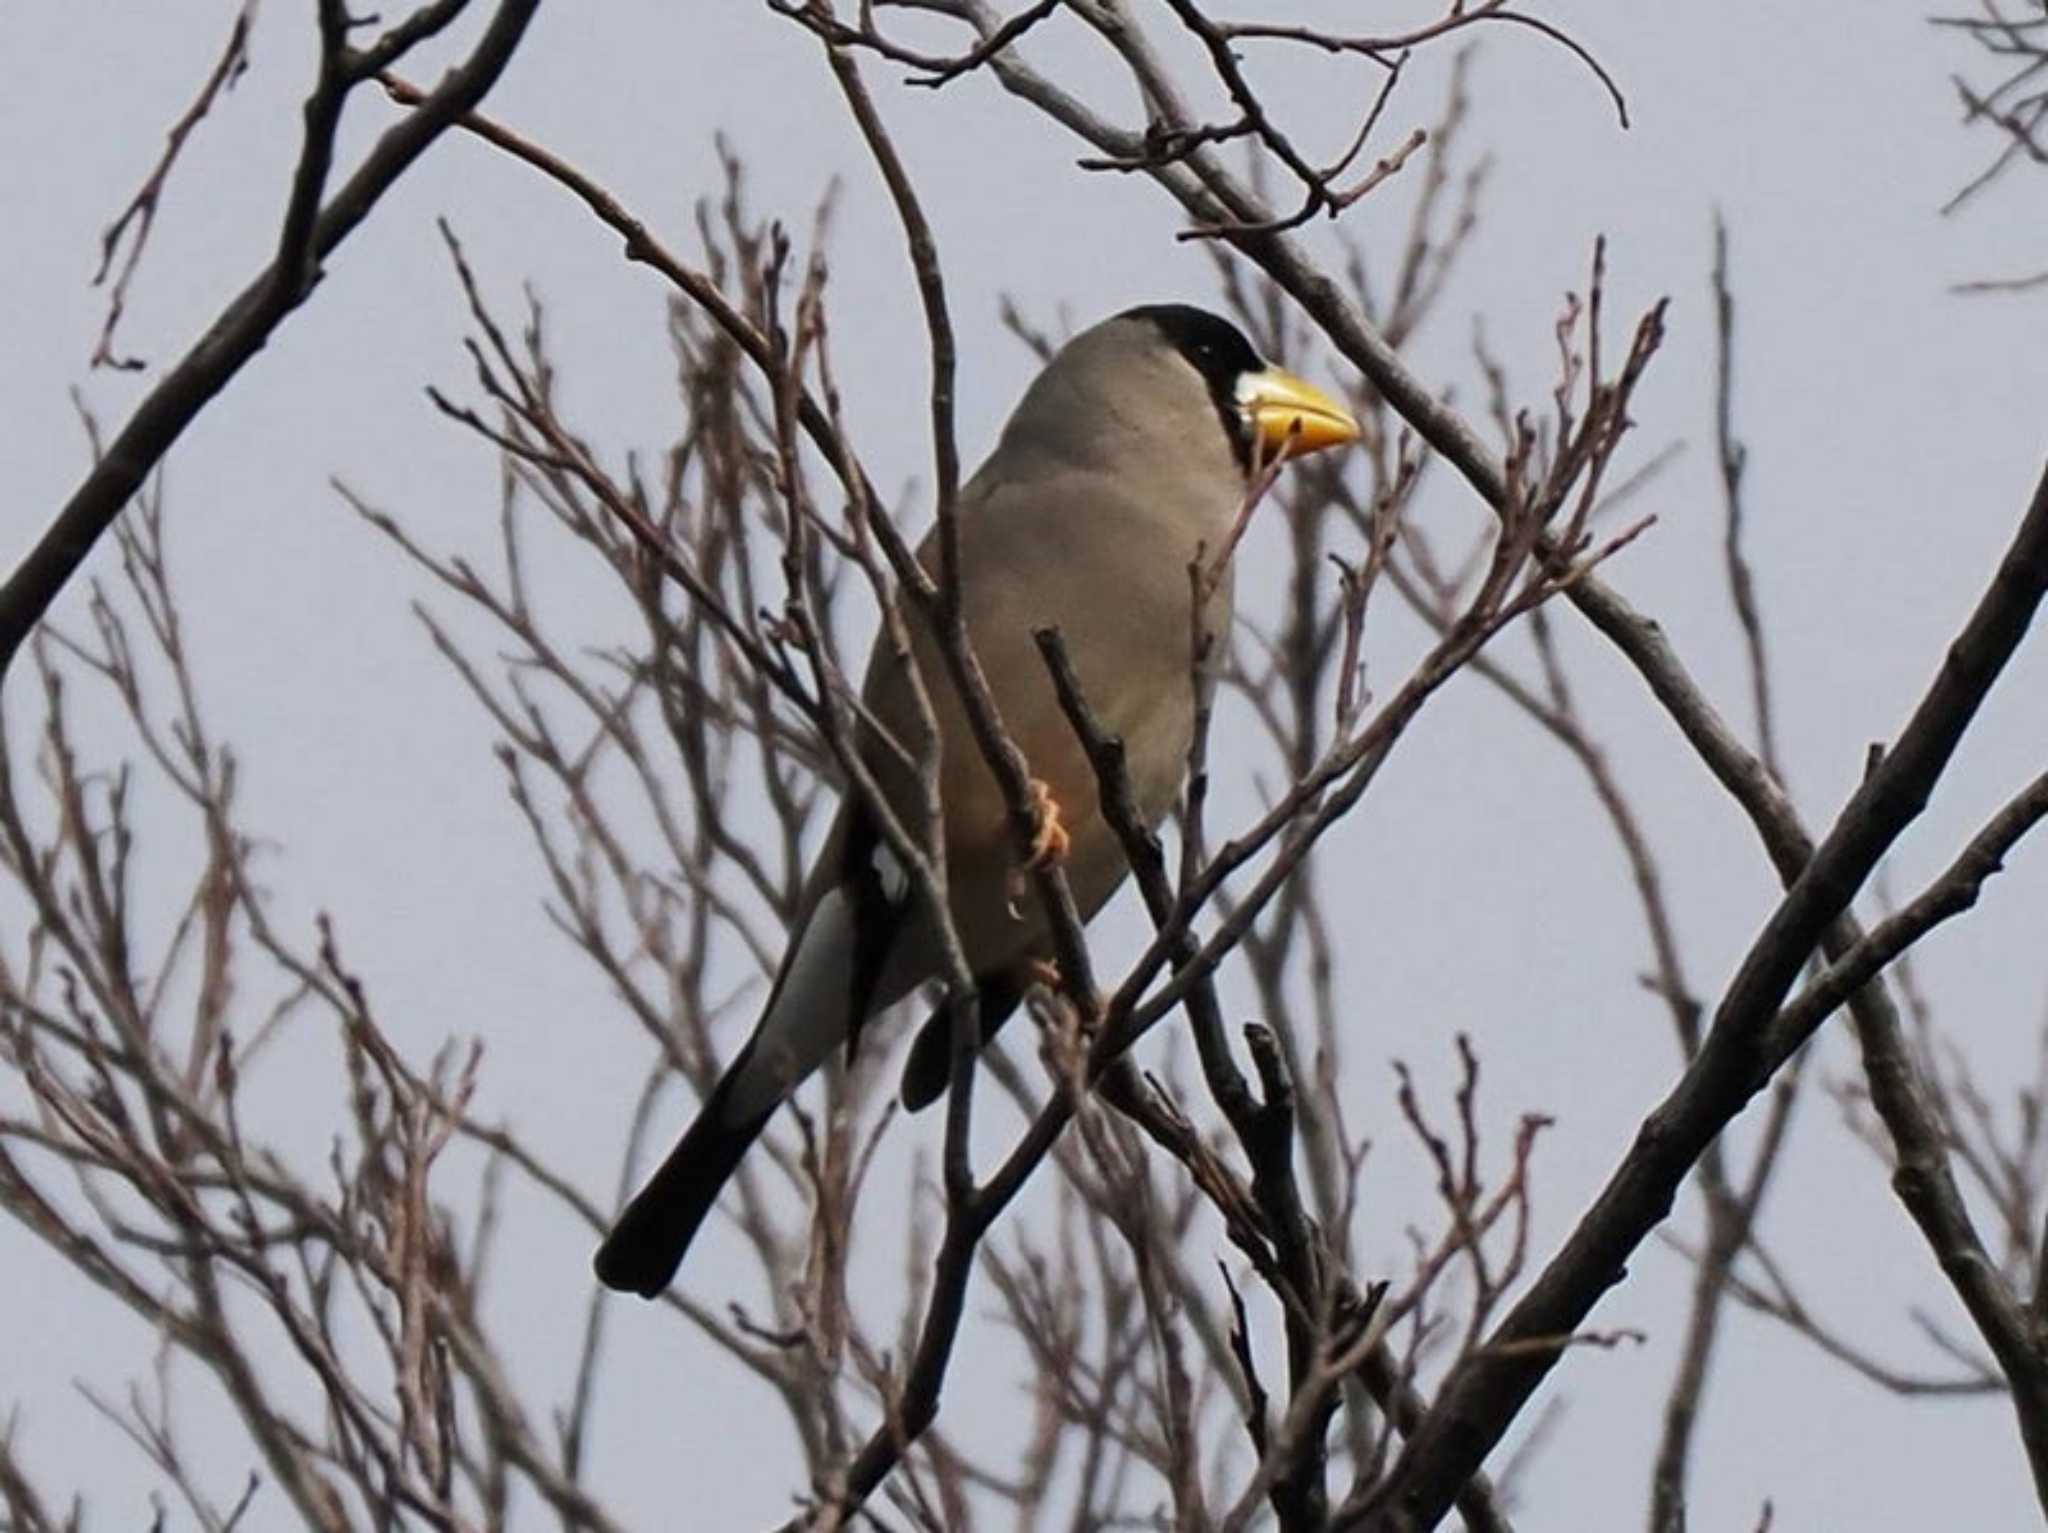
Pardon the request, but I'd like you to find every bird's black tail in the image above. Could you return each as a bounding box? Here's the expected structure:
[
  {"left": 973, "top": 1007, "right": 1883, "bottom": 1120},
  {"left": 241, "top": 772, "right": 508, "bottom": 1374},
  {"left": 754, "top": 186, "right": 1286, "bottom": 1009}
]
[{"left": 594, "top": 1081, "right": 772, "bottom": 1298}]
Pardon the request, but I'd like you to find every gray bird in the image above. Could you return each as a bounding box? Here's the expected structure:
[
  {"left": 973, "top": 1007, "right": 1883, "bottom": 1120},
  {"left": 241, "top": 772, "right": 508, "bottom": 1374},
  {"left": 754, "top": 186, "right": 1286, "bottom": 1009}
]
[{"left": 595, "top": 305, "right": 1359, "bottom": 1297}]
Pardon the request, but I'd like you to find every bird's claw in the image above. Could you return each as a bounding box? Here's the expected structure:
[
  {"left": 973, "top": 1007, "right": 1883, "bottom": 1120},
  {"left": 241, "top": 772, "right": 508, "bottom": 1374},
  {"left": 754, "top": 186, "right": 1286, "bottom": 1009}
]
[
  {"left": 1025, "top": 778, "right": 1070, "bottom": 869},
  {"left": 1005, "top": 781, "right": 1070, "bottom": 917},
  {"left": 1022, "top": 956, "right": 1062, "bottom": 993}
]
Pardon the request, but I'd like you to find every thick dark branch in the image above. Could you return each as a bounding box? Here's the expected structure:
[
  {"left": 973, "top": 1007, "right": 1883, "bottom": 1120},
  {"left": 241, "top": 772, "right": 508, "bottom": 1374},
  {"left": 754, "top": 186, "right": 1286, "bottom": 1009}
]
[
  {"left": 1361, "top": 459, "right": 2048, "bottom": 1529},
  {"left": 1762, "top": 771, "right": 2048, "bottom": 1067}
]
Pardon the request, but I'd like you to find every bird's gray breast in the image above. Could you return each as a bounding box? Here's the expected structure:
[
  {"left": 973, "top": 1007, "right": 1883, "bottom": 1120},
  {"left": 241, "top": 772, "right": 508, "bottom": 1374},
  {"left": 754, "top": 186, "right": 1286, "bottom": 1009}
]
[{"left": 960, "top": 462, "right": 1237, "bottom": 831}]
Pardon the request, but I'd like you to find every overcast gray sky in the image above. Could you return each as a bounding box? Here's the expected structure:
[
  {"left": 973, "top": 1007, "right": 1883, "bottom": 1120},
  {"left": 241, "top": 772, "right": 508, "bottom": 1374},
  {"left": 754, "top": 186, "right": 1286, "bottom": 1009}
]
[{"left": 5, "top": 3, "right": 2047, "bottom": 1528}]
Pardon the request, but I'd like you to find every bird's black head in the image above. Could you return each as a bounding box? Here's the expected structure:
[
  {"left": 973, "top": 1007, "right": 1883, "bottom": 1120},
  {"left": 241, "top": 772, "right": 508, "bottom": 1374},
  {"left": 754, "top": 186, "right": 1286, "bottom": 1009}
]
[{"left": 1119, "top": 304, "right": 1268, "bottom": 470}]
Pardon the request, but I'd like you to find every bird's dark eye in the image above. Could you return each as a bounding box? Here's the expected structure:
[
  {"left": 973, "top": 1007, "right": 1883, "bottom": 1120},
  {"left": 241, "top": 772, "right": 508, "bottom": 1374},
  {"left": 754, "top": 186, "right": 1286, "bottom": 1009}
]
[{"left": 1120, "top": 305, "right": 1260, "bottom": 382}]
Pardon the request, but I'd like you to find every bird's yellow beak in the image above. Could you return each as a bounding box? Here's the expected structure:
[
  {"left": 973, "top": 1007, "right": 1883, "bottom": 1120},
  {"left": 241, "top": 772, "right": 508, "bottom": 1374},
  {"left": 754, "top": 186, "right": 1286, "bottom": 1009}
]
[{"left": 1238, "top": 367, "right": 1361, "bottom": 457}]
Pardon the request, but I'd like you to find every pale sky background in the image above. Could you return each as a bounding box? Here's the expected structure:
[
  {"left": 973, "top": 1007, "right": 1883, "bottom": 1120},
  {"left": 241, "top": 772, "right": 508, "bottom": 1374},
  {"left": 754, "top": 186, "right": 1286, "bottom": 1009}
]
[{"left": 5, "top": 3, "right": 2047, "bottom": 1529}]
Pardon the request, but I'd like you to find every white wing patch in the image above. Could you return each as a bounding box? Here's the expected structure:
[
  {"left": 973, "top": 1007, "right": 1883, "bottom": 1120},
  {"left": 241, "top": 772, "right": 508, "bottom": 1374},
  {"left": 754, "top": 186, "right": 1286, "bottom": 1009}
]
[{"left": 871, "top": 840, "right": 909, "bottom": 903}]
